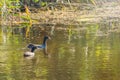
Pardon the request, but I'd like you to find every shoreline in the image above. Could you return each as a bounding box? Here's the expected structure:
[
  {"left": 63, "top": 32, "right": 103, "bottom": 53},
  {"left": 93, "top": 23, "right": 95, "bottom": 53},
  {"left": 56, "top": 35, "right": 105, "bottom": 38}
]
[{"left": 0, "top": 2, "right": 120, "bottom": 26}]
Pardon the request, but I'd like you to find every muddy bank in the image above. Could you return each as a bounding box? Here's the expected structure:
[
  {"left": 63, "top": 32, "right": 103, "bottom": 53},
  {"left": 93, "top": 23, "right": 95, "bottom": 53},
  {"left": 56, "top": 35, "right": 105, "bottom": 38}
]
[
  {"left": 27, "top": 2, "right": 120, "bottom": 25},
  {"left": 1, "top": 2, "right": 120, "bottom": 26}
]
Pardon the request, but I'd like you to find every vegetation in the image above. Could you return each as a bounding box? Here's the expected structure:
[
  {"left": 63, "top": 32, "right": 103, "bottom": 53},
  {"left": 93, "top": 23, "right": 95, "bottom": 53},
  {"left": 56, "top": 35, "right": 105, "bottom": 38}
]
[
  {"left": 0, "top": 0, "right": 96, "bottom": 25},
  {"left": 0, "top": 0, "right": 120, "bottom": 35}
]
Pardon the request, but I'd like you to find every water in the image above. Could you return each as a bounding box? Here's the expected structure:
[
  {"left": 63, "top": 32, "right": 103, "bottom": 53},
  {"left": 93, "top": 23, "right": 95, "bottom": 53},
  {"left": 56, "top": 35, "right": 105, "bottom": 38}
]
[{"left": 0, "top": 24, "right": 120, "bottom": 80}]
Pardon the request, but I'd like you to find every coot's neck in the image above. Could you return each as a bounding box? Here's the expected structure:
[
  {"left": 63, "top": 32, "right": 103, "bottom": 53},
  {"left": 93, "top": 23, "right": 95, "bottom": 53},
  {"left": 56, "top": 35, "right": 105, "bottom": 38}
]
[{"left": 42, "top": 38, "right": 47, "bottom": 46}]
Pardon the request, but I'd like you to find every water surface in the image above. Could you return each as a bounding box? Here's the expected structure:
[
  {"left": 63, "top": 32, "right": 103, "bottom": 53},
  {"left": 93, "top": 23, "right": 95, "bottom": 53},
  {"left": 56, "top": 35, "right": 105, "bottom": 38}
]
[{"left": 0, "top": 24, "right": 120, "bottom": 80}]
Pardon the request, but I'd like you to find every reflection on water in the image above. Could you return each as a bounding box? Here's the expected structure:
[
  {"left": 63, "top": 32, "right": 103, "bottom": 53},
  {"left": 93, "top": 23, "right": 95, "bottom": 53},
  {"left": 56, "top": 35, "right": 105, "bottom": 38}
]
[{"left": 0, "top": 24, "right": 120, "bottom": 80}]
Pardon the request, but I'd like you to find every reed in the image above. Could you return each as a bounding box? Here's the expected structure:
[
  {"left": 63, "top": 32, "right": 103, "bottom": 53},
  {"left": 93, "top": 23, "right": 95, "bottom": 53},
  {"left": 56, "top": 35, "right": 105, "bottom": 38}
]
[
  {"left": 90, "top": 0, "right": 96, "bottom": 5},
  {"left": 25, "top": 5, "right": 32, "bottom": 25}
]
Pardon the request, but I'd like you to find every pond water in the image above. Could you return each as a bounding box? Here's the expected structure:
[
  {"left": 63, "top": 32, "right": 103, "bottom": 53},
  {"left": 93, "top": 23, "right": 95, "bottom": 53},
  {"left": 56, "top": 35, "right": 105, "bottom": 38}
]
[{"left": 0, "top": 24, "right": 120, "bottom": 80}]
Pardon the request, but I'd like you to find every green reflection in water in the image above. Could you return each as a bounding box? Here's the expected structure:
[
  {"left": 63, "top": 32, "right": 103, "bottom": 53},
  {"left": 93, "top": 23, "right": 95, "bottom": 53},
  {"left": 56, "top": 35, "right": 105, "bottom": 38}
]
[{"left": 0, "top": 24, "right": 120, "bottom": 80}]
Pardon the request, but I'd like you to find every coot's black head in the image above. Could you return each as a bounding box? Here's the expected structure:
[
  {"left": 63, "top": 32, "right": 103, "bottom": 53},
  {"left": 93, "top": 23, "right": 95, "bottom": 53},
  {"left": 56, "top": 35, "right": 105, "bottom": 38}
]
[{"left": 44, "top": 36, "right": 51, "bottom": 40}]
